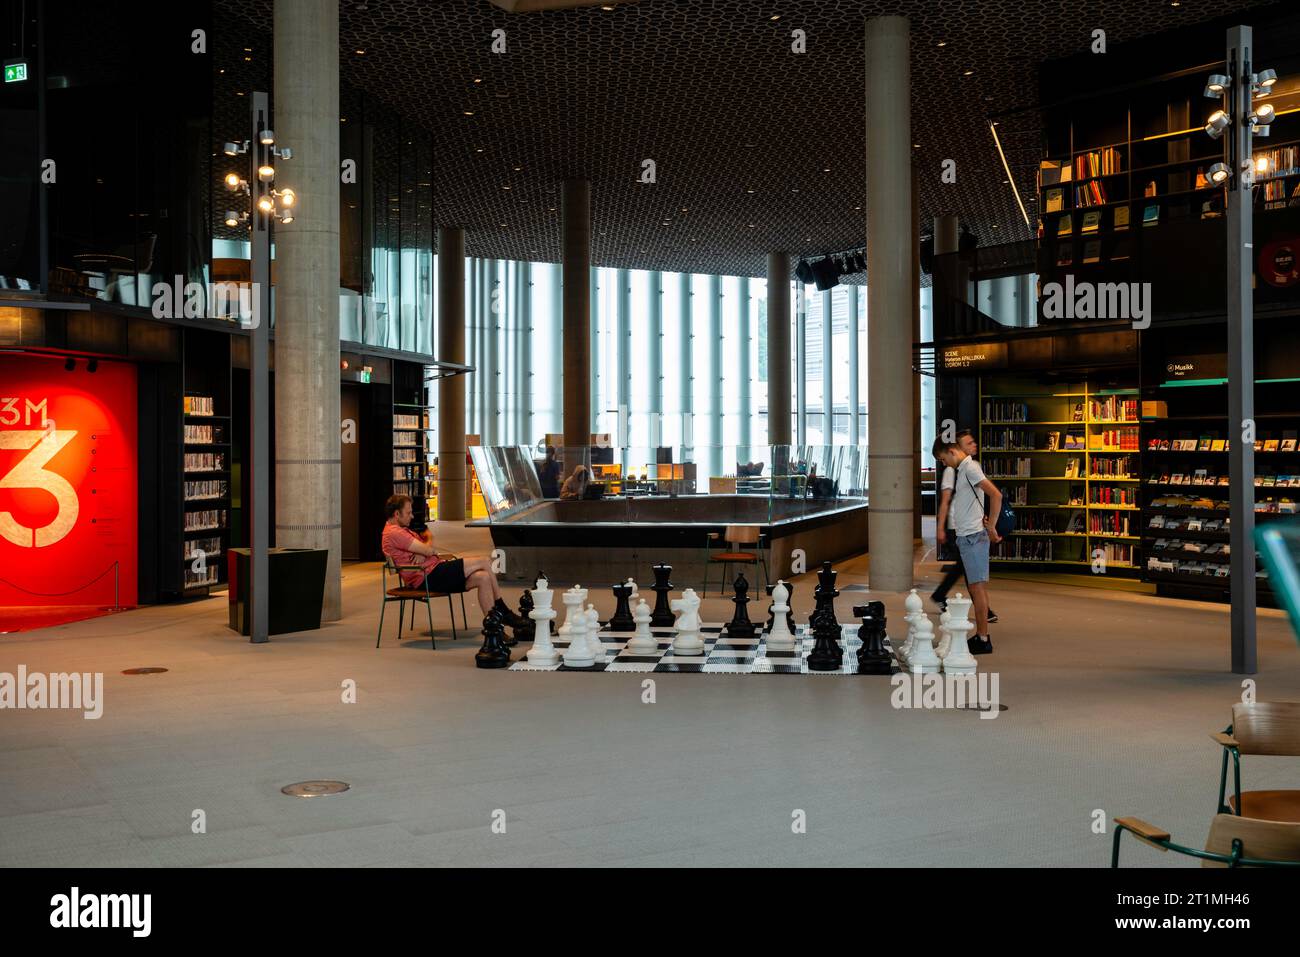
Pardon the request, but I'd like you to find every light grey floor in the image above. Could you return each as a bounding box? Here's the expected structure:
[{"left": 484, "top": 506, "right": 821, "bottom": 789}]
[{"left": 2, "top": 523, "right": 1298, "bottom": 867}]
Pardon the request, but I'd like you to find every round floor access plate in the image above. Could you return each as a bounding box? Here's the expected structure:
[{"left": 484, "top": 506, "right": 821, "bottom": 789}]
[
  {"left": 121, "top": 667, "right": 169, "bottom": 675},
  {"left": 281, "top": 780, "right": 351, "bottom": 798}
]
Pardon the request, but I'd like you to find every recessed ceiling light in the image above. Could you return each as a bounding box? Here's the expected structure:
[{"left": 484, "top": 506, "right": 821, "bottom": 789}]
[
  {"left": 791, "top": 188, "right": 800, "bottom": 193},
  {"left": 822, "top": 167, "right": 831, "bottom": 172},
  {"left": 463, "top": 111, "right": 474, "bottom": 116},
  {"left": 748, "top": 224, "right": 756, "bottom": 228},
  {"left": 746, "top": 188, "right": 755, "bottom": 193},
  {"left": 473, "top": 78, "right": 482, "bottom": 84},
  {"left": 913, "top": 143, "right": 921, "bottom": 148},
  {"left": 963, "top": 69, "right": 975, "bottom": 76},
  {"left": 513, "top": 165, "right": 522, "bottom": 171},
  {"left": 936, "top": 40, "right": 948, "bottom": 47},
  {"left": 499, "top": 223, "right": 507, "bottom": 227},
  {"left": 853, "top": 206, "right": 861, "bottom": 211},
  {"left": 770, "top": 14, "right": 781, "bottom": 20},
  {"left": 680, "top": 207, "right": 689, "bottom": 212},
  {"left": 355, "top": 49, "right": 365, "bottom": 55},
  {"left": 502, "top": 185, "right": 511, "bottom": 190}
]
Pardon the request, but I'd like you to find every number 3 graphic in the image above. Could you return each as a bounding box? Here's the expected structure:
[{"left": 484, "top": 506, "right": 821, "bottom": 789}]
[{"left": 0, "top": 430, "right": 79, "bottom": 547}]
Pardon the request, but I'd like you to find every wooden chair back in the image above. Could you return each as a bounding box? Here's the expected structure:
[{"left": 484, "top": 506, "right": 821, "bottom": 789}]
[
  {"left": 725, "top": 524, "right": 761, "bottom": 547},
  {"left": 1203, "top": 813, "right": 1300, "bottom": 866},
  {"left": 1231, "top": 701, "right": 1300, "bottom": 756}
]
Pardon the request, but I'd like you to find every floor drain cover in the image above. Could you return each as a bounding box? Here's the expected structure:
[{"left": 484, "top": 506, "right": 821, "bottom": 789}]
[
  {"left": 281, "top": 780, "right": 350, "bottom": 798},
  {"left": 962, "top": 704, "right": 1009, "bottom": 713},
  {"left": 121, "top": 667, "right": 169, "bottom": 675}
]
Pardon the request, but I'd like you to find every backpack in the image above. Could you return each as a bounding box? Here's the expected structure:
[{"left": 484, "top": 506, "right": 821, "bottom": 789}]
[{"left": 964, "top": 468, "right": 1016, "bottom": 538}]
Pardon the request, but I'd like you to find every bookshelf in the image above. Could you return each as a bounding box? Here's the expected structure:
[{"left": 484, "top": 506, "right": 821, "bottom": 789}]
[
  {"left": 179, "top": 330, "right": 232, "bottom": 595},
  {"left": 978, "top": 377, "right": 1141, "bottom": 573}
]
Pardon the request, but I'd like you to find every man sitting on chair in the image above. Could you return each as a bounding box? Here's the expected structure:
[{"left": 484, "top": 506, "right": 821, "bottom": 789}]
[{"left": 381, "top": 494, "right": 526, "bottom": 627}]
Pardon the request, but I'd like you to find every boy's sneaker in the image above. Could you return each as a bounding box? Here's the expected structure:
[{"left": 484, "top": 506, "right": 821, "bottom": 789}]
[
  {"left": 987, "top": 610, "right": 999, "bottom": 623},
  {"left": 968, "top": 635, "right": 993, "bottom": 655}
]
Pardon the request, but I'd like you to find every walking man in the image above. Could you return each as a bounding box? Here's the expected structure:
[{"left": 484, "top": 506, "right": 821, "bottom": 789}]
[{"left": 932, "top": 436, "right": 1002, "bottom": 654}]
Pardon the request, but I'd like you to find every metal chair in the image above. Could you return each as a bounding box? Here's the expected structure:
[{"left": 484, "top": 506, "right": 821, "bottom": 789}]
[
  {"left": 1213, "top": 701, "right": 1300, "bottom": 822},
  {"left": 376, "top": 557, "right": 469, "bottom": 649},
  {"left": 703, "top": 524, "right": 768, "bottom": 596},
  {"left": 1112, "top": 813, "right": 1300, "bottom": 868}
]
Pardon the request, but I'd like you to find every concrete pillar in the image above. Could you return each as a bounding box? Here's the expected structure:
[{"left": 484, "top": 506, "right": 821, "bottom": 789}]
[
  {"left": 485, "top": 259, "right": 500, "bottom": 446},
  {"left": 912, "top": 166, "right": 922, "bottom": 539},
  {"left": 517, "top": 261, "right": 531, "bottom": 445},
  {"left": 467, "top": 258, "right": 478, "bottom": 433},
  {"left": 648, "top": 271, "right": 664, "bottom": 451},
  {"left": 437, "top": 227, "right": 467, "bottom": 521},
  {"left": 707, "top": 275, "right": 722, "bottom": 476},
  {"left": 736, "top": 277, "right": 751, "bottom": 456},
  {"left": 865, "top": 15, "right": 915, "bottom": 592},
  {"left": 549, "top": 263, "right": 562, "bottom": 436},
  {"left": 615, "top": 268, "right": 630, "bottom": 462},
  {"left": 766, "top": 253, "right": 791, "bottom": 445},
  {"left": 562, "top": 179, "right": 592, "bottom": 447},
  {"left": 679, "top": 273, "right": 694, "bottom": 458},
  {"left": 796, "top": 283, "right": 807, "bottom": 446},
  {"left": 273, "top": 0, "right": 342, "bottom": 619},
  {"left": 821, "top": 289, "right": 833, "bottom": 443},
  {"left": 589, "top": 266, "right": 600, "bottom": 438}
]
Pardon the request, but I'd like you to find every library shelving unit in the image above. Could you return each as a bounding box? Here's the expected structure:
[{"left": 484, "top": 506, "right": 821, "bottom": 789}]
[
  {"left": 978, "top": 376, "right": 1141, "bottom": 576},
  {"left": 391, "top": 361, "right": 431, "bottom": 526},
  {"left": 179, "top": 330, "right": 232, "bottom": 595},
  {"left": 1138, "top": 381, "right": 1300, "bottom": 605}
]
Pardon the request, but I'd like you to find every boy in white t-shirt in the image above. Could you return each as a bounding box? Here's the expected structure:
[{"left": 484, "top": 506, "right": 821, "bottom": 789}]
[
  {"left": 933, "top": 429, "right": 998, "bottom": 622},
  {"left": 932, "top": 436, "right": 1003, "bottom": 654}
]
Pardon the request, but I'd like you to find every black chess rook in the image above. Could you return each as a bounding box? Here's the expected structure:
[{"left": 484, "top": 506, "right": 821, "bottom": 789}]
[
  {"left": 650, "top": 562, "right": 675, "bottom": 627},
  {"left": 606, "top": 581, "right": 636, "bottom": 632}
]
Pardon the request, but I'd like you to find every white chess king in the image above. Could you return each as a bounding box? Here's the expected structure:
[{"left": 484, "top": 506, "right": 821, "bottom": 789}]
[
  {"left": 526, "top": 577, "right": 559, "bottom": 666},
  {"left": 941, "top": 592, "right": 978, "bottom": 676}
]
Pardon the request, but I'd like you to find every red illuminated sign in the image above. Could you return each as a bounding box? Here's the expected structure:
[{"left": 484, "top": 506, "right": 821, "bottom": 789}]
[{"left": 0, "top": 355, "right": 137, "bottom": 610}]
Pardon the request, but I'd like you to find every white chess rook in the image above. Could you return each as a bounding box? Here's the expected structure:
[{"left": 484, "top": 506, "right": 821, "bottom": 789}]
[
  {"left": 561, "top": 588, "right": 594, "bottom": 667},
  {"left": 941, "top": 592, "right": 978, "bottom": 676},
  {"left": 670, "top": 587, "right": 705, "bottom": 656},
  {"left": 526, "top": 577, "right": 560, "bottom": 666},
  {"left": 558, "top": 584, "right": 586, "bottom": 637},
  {"left": 765, "top": 580, "right": 797, "bottom": 652},
  {"left": 626, "top": 598, "right": 657, "bottom": 654},
  {"left": 907, "top": 614, "right": 942, "bottom": 674}
]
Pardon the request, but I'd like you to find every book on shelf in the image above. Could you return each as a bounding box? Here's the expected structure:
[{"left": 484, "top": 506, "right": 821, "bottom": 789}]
[
  {"left": 183, "top": 395, "right": 214, "bottom": 416},
  {"left": 1056, "top": 245, "right": 1074, "bottom": 267},
  {"left": 1057, "top": 213, "right": 1073, "bottom": 237},
  {"left": 1074, "top": 148, "right": 1122, "bottom": 180},
  {"left": 1082, "top": 240, "right": 1101, "bottom": 264},
  {"left": 1081, "top": 210, "right": 1101, "bottom": 234},
  {"left": 1282, "top": 438, "right": 1298, "bottom": 453},
  {"left": 1045, "top": 188, "right": 1064, "bottom": 213},
  {"left": 1142, "top": 204, "right": 1160, "bottom": 226},
  {"left": 1113, "top": 205, "right": 1130, "bottom": 230}
]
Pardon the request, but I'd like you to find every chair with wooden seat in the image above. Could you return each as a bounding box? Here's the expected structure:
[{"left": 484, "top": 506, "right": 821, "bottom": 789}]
[
  {"left": 1112, "top": 813, "right": 1300, "bottom": 867},
  {"left": 703, "top": 525, "right": 768, "bottom": 596},
  {"left": 1212, "top": 701, "right": 1300, "bottom": 823},
  {"left": 376, "top": 556, "right": 469, "bottom": 649}
]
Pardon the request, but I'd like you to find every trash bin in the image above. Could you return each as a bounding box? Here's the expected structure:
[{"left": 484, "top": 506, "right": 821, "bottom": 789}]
[{"left": 228, "top": 547, "right": 329, "bottom": 636}]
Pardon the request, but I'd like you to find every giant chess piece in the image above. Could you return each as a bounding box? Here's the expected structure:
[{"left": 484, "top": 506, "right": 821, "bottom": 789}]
[
  {"left": 934, "top": 608, "right": 953, "bottom": 660},
  {"left": 558, "top": 584, "right": 586, "bottom": 637},
  {"left": 585, "top": 604, "right": 605, "bottom": 662},
  {"left": 513, "top": 586, "right": 535, "bottom": 644},
  {"left": 725, "top": 572, "right": 757, "bottom": 640},
  {"left": 650, "top": 563, "right": 675, "bottom": 627},
  {"left": 561, "top": 589, "right": 594, "bottom": 668},
  {"left": 626, "top": 598, "right": 658, "bottom": 654},
  {"left": 765, "top": 581, "right": 796, "bottom": 634},
  {"left": 898, "top": 588, "right": 925, "bottom": 665},
  {"left": 475, "top": 609, "right": 512, "bottom": 669},
  {"left": 940, "top": 592, "right": 978, "bottom": 676},
  {"left": 625, "top": 577, "right": 640, "bottom": 604},
  {"left": 907, "top": 615, "right": 942, "bottom": 675},
  {"left": 853, "top": 601, "right": 893, "bottom": 675},
  {"left": 525, "top": 576, "right": 560, "bottom": 666},
  {"left": 765, "top": 580, "right": 798, "bottom": 652},
  {"left": 669, "top": 587, "right": 705, "bottom": 655},
  {"left": 606, "top": 581, "right": 636, "bottom": 632},
  {"left": 806, "top": 601, "right": 844, "bottom": 672},
  {"left": 812, "top": 561, "right": 840, "bottom": 630}
]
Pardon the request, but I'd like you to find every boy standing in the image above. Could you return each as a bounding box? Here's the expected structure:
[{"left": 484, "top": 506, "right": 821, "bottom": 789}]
[{"left": 931, "top": 436, "right": 1003, "bottom": 654}]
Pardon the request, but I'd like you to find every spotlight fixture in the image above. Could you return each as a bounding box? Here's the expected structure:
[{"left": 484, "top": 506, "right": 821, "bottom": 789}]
[
  {"left": 1250, "top": 103, "right": 1276, "bottom": 126},
  {"left": 224, "top": 210, "right": 240, "bottom": 227},
  {"left": 1205, "top": 109, "right": 1231, "bottom": 139},
  {"left": 64, "top": 357, "right": 75, "bottom": 372},
  {"left": 1208, "top": 162, "right": 1231, "bottom": 185},
  {"left": 224, "top": 172, "right": 243, "bottom": 191},
  {"left": 258, "top": 164, "right": 275, "bottom": 181},
  {"left": 278, "top": 188, "right": 296, "bottom": 207},
  {"left": 257, "top": 196, "right": 275, "bottom": 214},
  {"left": 809, "top": 256, "right": 841, "bottom": 291},
  {"left": 259, "top": 129, "right": 275, "bottom": 145},
  {"left": 1256, "top": 68, "right": 1278, "bottom": 89},
  {"left": 223, "top": 141, "right": 240, "bottom": 156},
  {"left": 794, "top": 259, "right": 815, "bottom": 284},
  {"left": 1256, "top": 155, "right": 1270, "bottom": 174},
  {"left": 279, "top": 212, "right": 294, "bottom": 224},
  {"left": 1203, "top": 74, "right": 1230, "bottom": 97}
]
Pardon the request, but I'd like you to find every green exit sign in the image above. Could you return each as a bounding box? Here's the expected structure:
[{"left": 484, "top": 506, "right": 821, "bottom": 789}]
[{"left": 4, "top": 60, "right": 28, "bottom": 83}]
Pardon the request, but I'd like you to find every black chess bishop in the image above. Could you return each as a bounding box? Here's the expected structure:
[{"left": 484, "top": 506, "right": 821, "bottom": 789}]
[{"left": 725, "top": 572, "right": 757, "bottom": 640}]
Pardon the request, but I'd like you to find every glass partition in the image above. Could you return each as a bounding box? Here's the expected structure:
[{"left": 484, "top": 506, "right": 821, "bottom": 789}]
[{"left": 468, "top": 444, "right": 869, "bottom": 526}]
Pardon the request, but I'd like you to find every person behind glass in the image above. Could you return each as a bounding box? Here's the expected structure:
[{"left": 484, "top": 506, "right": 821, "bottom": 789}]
[
  {"left": 931, "top": 436, "right": 1002, "bottom": 655},
  {"left": 932, "top": 429, "right": 998, "bottom": 622},
  {"left": 380, "top": 494, "right": 526, "bottom": 627},
  {"left": 537, "top": 445, "right": 561, "bottom": 498},
  {"left": 559, "top": 464, "right": 589, "bottom": 501}
]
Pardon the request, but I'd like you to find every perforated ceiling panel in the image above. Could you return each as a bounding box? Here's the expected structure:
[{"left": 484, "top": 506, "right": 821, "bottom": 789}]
[{"left": 217, "top": 0, "right": 1275, "bottom": 278}]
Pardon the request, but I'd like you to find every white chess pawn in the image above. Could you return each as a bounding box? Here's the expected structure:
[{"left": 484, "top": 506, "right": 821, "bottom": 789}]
[
  {"left": 558, "top": 584, "right": 586, "bottom": 637},
  {"left": 526, "top": 577, "right": 560, "bottom": 666},
  {"left": 907, "top": 615, "right": 942, "bottom": 674},
  {"left": 941, "top": 592, "right": 978, "bottom": 676},
  {"left": 626, "top": 598, "right": 657, "bottom": 654},
  {"left": 899, "top": 588, "right": 924, "bottom": 662},
  {"left": 585, "top": 604, "right": 604, "bottom": 662},
  {"left": 669, "top": 587, "right": 705, "bottom": 656},
  {"left": 562, "top": 589, "right": 594, "bottom": 667},
  {"left": 935, "top": 608, "right": 953, "bottom": 660},
  {"left": 765, "top": 580, "right": 797, "bottom": 652}
]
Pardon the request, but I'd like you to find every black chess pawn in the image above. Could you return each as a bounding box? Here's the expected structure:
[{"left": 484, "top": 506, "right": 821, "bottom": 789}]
[
  {"left": 765, "top": 581, "right": 797, "bottom": 634},
  {"left": 812, "top": 561, "right": 840, "bottom": 629},
  {"left": 726, "top": 572, "right": 757, "bottom": 640},
  {"left": 513, "top": 587, "right": 535, "bottom": 644},
  {"left": 650, "top": 563, "right": 675, "bottom": 627},
  {"left": 806, "top": 604, "right": 844, "bottom": 671},
  {"left": 853, "top": 601, "right": 893, "bottom": 675},
  {"left": 607, "top": 581, "right": 636, "bottom": 632},
  {"left": 475, "top": 609, "right": 512, "bottom": 668}
]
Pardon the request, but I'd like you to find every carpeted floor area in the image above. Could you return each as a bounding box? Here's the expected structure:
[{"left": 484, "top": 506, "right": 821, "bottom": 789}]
[{"left": 2, "top": 520, "right": 1297, "bottom": 867}]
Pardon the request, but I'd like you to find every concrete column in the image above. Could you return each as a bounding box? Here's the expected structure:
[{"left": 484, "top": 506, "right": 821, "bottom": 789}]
[
  {"left": 549, "top": 263, "right": 562, "bottom": 436},
  {"left": 736, "top": 277, "right": 751, "bottom": 456},
  {"left": 518, "top": 261, "right": 531, "bottom": 445},
  {"left": 865, "top": 15, "right": 915, "bottom": 592},
  {"left": 707, "top": 275, "right": 722, "bottom": 477},
  {"left": 589, "top": 267, "right": 600, "bottom": 438},
  {"left": 437, "top": 227, "right": 467, "bottom": 521},
  {"left": 273, "top": 0, "right": 342, "bottom": 620},
  {"left": 615, "top": 268, "right": 630, "bottom": 462},
  {"left": 562, "top": 179, "right": 592, "bottom": 447},
  {"left": 912, "top": 168, "right": 923, "bottom": 538},
  {"left": 679, "top": 273, "right": 694, "bottom": 459},
  {"left": 648, "top": 271, "right": 663, "bottom": 451},
  {"left": 821, "top": 288, "right": 833, "bottom": 443},
  {"left": 766, "top": 253, "right": 791, "bottom": 445},
  {"left": 796, "top": 283, "right": 807, "bottom": 446},
  {"left": 848, "top": 286, "right": 860, "bottom": 444},
  {"left": 485, "top": 260, "right": 501, "bottom": 446}
]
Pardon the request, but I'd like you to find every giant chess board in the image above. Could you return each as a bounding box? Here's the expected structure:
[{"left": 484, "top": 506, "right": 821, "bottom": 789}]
[{"left": 508, "top": 623, "right": 897, "bottom": 675}]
